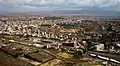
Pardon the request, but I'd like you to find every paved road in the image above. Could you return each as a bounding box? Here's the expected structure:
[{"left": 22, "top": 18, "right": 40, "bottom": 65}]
[
  {"left": 88, "top": 51, "right": 120, "bottom": 61},
  {"left": 87, "top": 51, "right": 120, "bottom": 66}
]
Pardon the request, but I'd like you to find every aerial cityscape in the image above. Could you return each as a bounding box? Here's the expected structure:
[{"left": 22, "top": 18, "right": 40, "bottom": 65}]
[{"left": 0, "top": 0, "right": 120, "bottom": 66}]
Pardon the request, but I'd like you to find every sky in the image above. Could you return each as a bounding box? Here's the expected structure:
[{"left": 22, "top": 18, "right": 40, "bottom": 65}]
[{"left": 0, "top": 0, "right": 120, "bottom": 12}]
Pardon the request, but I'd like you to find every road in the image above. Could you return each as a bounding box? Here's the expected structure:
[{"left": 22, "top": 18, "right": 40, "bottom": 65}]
[
  {"left": 87, "top": 51, "right": 120, "bottom": 66},
  {"left": 88, "top": 51, "right": 120, "bottom": 61}
]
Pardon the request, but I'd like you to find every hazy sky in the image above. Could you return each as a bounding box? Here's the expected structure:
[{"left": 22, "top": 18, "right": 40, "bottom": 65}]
[{"left": 0, "top": 0, "right": 120, "bottom": 12}]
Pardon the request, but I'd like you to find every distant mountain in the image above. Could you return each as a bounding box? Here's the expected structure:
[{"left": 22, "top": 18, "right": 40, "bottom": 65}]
[
  {"left": 53, "top": 8, "right": 120, "bottom": 16},
  {"left": 1, "top": 8, "right": 120, "bottom": 16}
]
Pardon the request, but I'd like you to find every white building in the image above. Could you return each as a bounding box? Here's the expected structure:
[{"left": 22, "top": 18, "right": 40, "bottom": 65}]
[{"left": 95, "top": 44, "right": 104, "bottom": 51}]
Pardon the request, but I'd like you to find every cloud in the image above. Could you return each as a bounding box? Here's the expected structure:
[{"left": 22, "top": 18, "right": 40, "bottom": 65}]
[
  {"left": 95, "top": 0, "right": 120, "bottom": 7},
  {"left": 22, "top": 0, "right": 95, "bottom": 8},
  {"left": 0, "top": 0, "right": 120, "bottom": 12}
]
